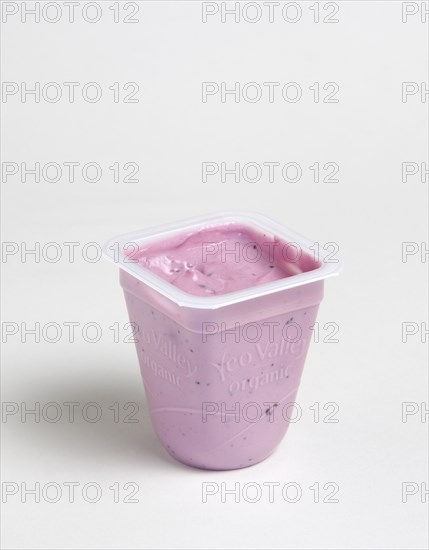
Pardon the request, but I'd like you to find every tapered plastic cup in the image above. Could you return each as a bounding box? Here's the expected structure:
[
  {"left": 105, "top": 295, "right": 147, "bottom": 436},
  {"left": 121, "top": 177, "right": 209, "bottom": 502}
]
[{"left": 104, "top": 212, "right": 341, "bottom": 470}]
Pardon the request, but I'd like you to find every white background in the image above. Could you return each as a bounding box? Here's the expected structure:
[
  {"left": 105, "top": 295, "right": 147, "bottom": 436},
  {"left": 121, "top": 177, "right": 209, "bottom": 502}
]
[{"left": 1, "top": 1, "right": 428, "bottom": 549}]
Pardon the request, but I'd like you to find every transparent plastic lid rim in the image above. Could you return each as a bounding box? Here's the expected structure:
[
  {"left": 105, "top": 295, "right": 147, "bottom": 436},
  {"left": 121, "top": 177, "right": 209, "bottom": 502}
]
[{"left": 103, "top": 211, "right": 343, "bottom": 310}]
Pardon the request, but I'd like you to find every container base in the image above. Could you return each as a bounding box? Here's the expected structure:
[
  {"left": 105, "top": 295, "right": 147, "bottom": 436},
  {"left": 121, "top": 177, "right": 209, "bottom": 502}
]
[{"left": 160, "top": 442, "right": 279, "bottom": 471}]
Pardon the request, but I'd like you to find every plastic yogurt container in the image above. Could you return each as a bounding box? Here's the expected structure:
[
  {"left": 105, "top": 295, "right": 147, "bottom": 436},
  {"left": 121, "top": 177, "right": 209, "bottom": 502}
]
[{"left": 103, "top": 211, "right": 342, "bottom": 470}]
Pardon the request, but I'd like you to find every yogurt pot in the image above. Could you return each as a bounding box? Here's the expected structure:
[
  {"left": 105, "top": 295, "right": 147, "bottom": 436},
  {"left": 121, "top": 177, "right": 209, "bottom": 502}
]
[{"left": 103, "top": 211, "right": 342, "bottom": 470}]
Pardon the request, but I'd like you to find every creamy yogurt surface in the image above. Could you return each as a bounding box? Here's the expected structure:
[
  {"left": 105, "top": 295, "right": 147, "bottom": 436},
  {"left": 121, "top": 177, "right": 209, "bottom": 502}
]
[{"left": 130, "top": 223, "right": 302, "bottom": 297}]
